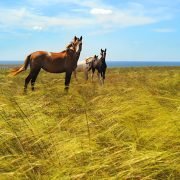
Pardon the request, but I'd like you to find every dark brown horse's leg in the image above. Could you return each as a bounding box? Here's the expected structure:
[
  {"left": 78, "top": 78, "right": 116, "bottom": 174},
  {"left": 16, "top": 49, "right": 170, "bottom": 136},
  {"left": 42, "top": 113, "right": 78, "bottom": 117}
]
[
  {"left": 84, "top": 70, "right": 88, "bottom": 81},
  {"left": 64, "top": 72, "right": 72, "bottom": 92},
  {"left": 97, "top": 72, "right": 101, "bottom": 84},
  {"left": 101, "top": 71, "right": 104, "bottom": 84},
  {"left": 103, "top": 68, "right": 106, "bottom": 79},
  {"left": 73, "top": 70, "right": 78, "bottom": 81},
  {"left": 102, "top": 69, "right": 106, "bottom": 84},
  {"left": 98, "top": 70, "right": 103, "bottom": 85},
  {"left": 24, "top": 72, "right": 33, "bottom": 92},
  {"left": 31, "top": 69, "right": 41, "bottom": 91}
]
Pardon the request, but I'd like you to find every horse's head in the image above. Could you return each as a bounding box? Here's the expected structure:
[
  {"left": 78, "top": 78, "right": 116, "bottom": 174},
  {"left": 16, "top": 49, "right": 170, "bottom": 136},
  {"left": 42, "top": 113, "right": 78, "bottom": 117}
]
[
  {"left": 66, "top": 36, "right": 82, "bottom": 54},
  {"left": 100, "top": 48, "right": 107, "bottom": 61},
  {"left": 93, "top": 55, "right": 98, "bottom": 62},
  {"left": 104, "top": 48, "right": 107, "bottom": 59},
  {"left": 91, "top": 55, "right": 99, "bottom": 68},
  {"left": 74, "top": 36, "right": 82, "bottom": 53},
  {"left": 85, "top": 55, "right": 98, "bottom": 71}
]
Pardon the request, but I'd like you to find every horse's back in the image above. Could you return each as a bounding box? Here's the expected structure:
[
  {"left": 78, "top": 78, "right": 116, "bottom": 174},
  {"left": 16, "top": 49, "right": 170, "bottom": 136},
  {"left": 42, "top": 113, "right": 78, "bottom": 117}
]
[
  {"left": 31, "top": 50, "right": 66, "bottom": 60},
  {"left": 29, "top": 51, "right": 67, "bottom": 73},
  {"left": 29, "top": 51, "right": 48, "bottom": 69},
  {"left": 76, "top": 57, "right": 93, "bottom": 71},
  {"left": 85, "top": 57, "right": 93, "bottom": 63}
]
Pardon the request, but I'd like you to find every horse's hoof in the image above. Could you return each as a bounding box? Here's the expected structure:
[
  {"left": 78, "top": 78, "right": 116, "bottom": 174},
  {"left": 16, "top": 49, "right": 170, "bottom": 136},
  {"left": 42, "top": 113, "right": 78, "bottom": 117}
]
[
  {"left": 23, "top": 90, "right": 27, "bottom": 95},
  {"left": 64, "top": 87, "right": 69, "bottom": 93}
]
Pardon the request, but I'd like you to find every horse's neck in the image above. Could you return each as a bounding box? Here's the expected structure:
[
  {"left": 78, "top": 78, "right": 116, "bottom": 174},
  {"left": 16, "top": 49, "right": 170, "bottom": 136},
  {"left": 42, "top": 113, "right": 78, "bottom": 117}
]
[
  {"left": 76, "top": 52, "right": 81, "bottom": 61},
  {"left": 101, "top": 57, "right": 106, "bottom": 64},
  {"left": 92, "top": 58, "right": 100, "bottom": 68},
  {"left": 99, "top": 56, "right": 103, "bottom": 62},
  {"left": 86, "top": 57, "right": 93, "bottom": 63},
  {"left": 75, "top": 50, "right": 82, "bottom": 63}
]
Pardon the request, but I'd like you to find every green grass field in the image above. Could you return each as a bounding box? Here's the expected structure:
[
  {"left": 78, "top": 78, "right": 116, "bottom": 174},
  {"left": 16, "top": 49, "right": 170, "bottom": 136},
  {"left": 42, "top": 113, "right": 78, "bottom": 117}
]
[{"left": 0, "top": 67, "right": 180, "bottom": 179}]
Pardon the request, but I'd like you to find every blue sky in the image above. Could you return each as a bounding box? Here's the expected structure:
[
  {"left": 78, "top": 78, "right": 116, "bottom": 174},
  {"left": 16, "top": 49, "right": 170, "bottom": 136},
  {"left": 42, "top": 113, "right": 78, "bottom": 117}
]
[{"left": 0, "top": 0, "right": 180, "bottom": 61}]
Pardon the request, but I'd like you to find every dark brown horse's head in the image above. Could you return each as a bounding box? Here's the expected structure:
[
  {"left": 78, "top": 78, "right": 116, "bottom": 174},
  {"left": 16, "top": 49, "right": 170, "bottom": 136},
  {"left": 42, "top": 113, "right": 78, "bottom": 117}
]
[
  {"left": 100, "top": 48, "right": 107, "bottom": 59},
  {"left": 104, "top": 48, "right": 107, "bottom": 59}
]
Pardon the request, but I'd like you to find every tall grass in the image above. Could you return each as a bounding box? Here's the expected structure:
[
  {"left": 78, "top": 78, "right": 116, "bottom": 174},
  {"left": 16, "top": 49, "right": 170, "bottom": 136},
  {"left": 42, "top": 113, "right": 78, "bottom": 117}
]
[{"left": 0, "top": 67, "right": 180, "bottom": 179}]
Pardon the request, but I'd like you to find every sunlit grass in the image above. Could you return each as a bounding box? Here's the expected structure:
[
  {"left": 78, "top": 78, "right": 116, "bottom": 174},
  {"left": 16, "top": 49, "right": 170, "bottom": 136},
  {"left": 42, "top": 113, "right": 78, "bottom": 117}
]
[{"left": 0, "top": 67, "right": 180, "bottom": 179}]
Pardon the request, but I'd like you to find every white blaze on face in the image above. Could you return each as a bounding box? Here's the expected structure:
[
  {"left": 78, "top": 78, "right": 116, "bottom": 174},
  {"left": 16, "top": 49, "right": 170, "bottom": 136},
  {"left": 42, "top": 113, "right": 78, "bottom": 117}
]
[
  {"left": 47, "top": 52, "right": 51, "bottom": 56},
  {"left": 69, "top": 46, "right": 74, "bottom": 51},
  {"left": 76, "top": 40, "right": 82, "bottom": 53}
]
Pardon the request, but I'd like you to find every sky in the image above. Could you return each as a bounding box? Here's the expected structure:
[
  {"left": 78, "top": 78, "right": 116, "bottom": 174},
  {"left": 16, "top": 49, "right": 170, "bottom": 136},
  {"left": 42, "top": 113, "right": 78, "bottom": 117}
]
[{"left": 0, "top": 0, "right": 180, "bottom": 61}]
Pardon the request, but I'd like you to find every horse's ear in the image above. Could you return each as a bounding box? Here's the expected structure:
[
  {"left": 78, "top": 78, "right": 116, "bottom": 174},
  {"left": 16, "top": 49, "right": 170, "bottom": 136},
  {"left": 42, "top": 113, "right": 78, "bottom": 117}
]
[
  {"left": 94, "top": 55, "right": 96, "bottom": 58},
  {"left": 74, "top": 36, "right": 77, "bottom": 41},
  {"left": 105, "top": 48, "right": 107, "bottom": 52},
  {"left": 101, "top": 49, "right": 102, "bottom": 51},
  {"left": 80, "top": 36, "right": 82, "bottom": 41}
]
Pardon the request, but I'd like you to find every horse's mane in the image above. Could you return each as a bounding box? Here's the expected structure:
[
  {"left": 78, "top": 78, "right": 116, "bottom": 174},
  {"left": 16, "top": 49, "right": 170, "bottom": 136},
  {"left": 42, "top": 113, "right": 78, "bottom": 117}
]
[{"left": 85, "top": 57, "right": 93, "bottom": 63}]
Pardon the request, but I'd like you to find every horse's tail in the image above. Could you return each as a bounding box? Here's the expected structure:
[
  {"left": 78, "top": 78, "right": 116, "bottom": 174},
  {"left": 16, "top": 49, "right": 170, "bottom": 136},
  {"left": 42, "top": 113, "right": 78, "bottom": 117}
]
[{"left": 10, "top": 55, "right": 31, "bottom": 76}]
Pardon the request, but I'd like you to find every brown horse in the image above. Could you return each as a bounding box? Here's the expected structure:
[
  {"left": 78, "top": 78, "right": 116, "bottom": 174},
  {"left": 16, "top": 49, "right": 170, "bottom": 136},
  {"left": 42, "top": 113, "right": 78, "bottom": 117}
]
[{"left": 11, "top": 36, "right": 82, "bottom": 92}]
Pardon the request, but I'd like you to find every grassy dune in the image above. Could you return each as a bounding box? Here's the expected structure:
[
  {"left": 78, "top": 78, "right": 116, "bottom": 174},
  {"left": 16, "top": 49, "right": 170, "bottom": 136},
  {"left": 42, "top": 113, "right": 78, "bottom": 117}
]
[{"left": 0, "top": 67, "right": 180, "bottom": 179}]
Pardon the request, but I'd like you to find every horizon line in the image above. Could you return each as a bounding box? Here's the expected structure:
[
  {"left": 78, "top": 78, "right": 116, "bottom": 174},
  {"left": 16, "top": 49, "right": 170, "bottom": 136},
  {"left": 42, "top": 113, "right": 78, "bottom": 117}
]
[{"left": 0, "top": 60, "right": 180, "bottom": 62}]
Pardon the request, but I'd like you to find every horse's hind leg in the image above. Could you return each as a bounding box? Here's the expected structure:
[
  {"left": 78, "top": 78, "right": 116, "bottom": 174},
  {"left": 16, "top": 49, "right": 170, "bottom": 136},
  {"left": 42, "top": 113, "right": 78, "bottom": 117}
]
[
  {"left": 73, "top": 70, "right": 78, "bottom": 81},
  {"left": 31, "top": 69, "right": 41, "bottom": 91},
  {"left": 91, "top": 69, "right": 95, "bottom": 82},
  {"left": 64, "top": 72, "right": 72, "bottom": 92},
  {"left": 84, "top": 70, "right": 88, "bottom": 81},
  {"left": 24, "top": 72, "right": 33, "bottom": 92},
  {"left": 98, "top": 71, "right": 103, "bottom": 85},
  {"left": 98, "top": 72, "right": 101, "bottom": 85},
  {"left": 103, "top": 68, "right": 106, "bottom": 80},
  {"left": 101, "top": 71, "right": 105, "bottom": 84}
]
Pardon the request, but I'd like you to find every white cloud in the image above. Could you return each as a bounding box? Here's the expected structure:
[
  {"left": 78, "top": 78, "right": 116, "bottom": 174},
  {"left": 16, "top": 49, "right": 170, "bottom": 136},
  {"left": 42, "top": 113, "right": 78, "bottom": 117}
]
[
  {"left": 90, "top": 7, "right": 157, "bottom": 28},
  {"left": 33, "top": 26, "right": 43, "bottom": 31},
  {"left": 0, "top": 7, "right": 93, "bottom": 31},
  {"left": 0, "top": 0, "right": 174, "bottom": 32},
  {"left": 90, "top": 8, "right": 112, "bottom": 15}
]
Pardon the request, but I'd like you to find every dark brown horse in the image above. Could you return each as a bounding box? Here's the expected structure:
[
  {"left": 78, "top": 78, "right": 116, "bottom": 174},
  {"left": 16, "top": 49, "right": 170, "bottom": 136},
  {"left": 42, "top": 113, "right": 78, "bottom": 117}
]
[
  {"left": 91, "top": 49, "right": 107, "bottom": 84},
  {"left": 11, "top": 36, "right": 82, "bottom": 92}
]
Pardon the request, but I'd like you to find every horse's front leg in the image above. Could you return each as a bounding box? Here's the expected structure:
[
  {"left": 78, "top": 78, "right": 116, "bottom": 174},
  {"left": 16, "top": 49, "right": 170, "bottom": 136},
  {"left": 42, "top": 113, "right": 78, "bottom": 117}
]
[
  {"left": 97, "top": 72, "right": 101, "bottom": 84},
  {"left": 65, "top": 71, "right": 72, "bottom": 92},
  {"left": 98, "top": 71, "right": 103, "bottom": 85},
  {"left": 101, "top": 71, "right": 104, "bottom": 84},
  {"left": 91, "top": 68, "right": 95, "bottom": 82},
  {"left": 84, "top": 69, "right": 88, "bottom": 81},
  {"left": 73, "top": 70, "right": 78, "bottom": 81}
]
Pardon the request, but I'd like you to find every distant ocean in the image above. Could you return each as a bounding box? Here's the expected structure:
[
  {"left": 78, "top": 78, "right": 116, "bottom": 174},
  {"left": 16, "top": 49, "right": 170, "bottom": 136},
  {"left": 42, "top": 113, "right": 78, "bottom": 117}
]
[
  {"left": 0, "top": 61, "right": 180, "bottom": 67},
  {"left": 107, "top": 61, "right": 180, "bottom": 67}
]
